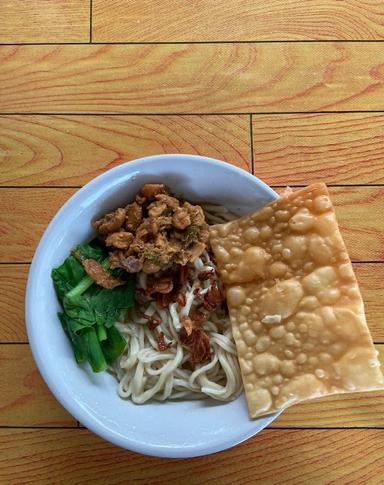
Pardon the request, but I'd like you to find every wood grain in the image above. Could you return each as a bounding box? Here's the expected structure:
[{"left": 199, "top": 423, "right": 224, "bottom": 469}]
[
  {"left": 2, "top": 0, "right": 384, "bottom": 479},
  {"left": 0, "top": 345, "right": 76, "bottom": 427},
  {"left": 1, "top": 187, "right": 382, "bottom": 263},
  {"left": 0, "top": 115, "right": 250, "bottom": 186},
  {"left": 253, "top": 113, "right": 384, "bottom": 185},
  {"left": 2, "top": 43, "right": 384, "bottom": 113},
  {"left": 2, "top": 263, "right": 383, "bottom": 343},
  {"left": 0, "top": 265, "right": 28, "bottom": 342},
  {"left": 274, "top": 345, "right": 384, "bottom": 427},
  {"left": 0, "top": 0, "right": 89, "bottom": 43},
  {"left": 272, "top": 186, "right": 384, "bottom": 262},
  {"left": 93, "top": 0, "right": 384, "bottom": 42},
  {"left": 2, "top": 345, "right": 382, "bottom": 429},
  {"left": 1, "top": 428, "right": 383, "bottom": 484},
  {"left": 275, "top": 390, "right": 384, "bottom": 428},
  {"left": 329, "top": 186, "right": 384, "bottom": 262},
  {"left": 0, "top": 188, "right": 75, "bottom": 262},
  {"left": 354, "top": 263, "right": 384, "bottom": 342}
]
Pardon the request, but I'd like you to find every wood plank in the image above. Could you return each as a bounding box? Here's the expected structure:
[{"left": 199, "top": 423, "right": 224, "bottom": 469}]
[
  {"left": 274, "top": 389, "right": 384, "bottom": 428},
  {"left": 0, "top": 345, "right": 76, "bottom": 427},
  {"left": 272, "top": 186, "right": 384, "bottom": 262},
  {"left": 2, "top": 44, "right": 384, "bottom": 114},
  {"left": 0, "top": 428, "right": 383, "bottom": 484},
  {"left": 1, "top": 187, "right": 382, "bottom": 263},
  {"left": 273, "top": 345, "right": 384, "bottom": 428},
  {"left": 0, "top": 115, "right": 250, "bottom": 186},
  {"left": 0, "top": 188, "right": 75, "bottom": 262},
  {"left": 0, "top": 0, "right": 89, "bottom": 43},
  {"left": 0, "top": 265, "right": 28, "bottom": 342},
  {"left": 93, "top": 0, "right": 384, "bottom": 42},
  {"left": 253, "top": 113, "right": 384, "bottom": 185},
  {"left": 2, "top": 263, "right": 383, "bottom": 343},
  {"left": 328, "top": 186, "right": 384, "bottom": 262},
  {"left": 1, "top": 344, "right": 382, "bottom": 429},
  {"left": 355, "top": 263, "right": 384, "bottom": 343}
]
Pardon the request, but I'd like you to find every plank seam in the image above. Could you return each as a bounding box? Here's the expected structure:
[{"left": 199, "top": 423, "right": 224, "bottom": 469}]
[
  {"left": 0, "top": 425, "right": 382, "bottom": 430},
  {"left": 1, "top": 261, "right": 383, "bottom": 265},
  {"left": 3, "top": 40, "right": 384, "bottom": 46},
  {"left": 0, "top": 342, "right": 29, "bottom": 345},
  {"left": 0, "top": 186, "right": 82, "bottom": 189},
  {"left": 1, "top": 185, "right": 384, "bottom": 189},
  {"left": 2, "top": 341, "right": 383, "bottom": 345},
  {"left": 267, "top": 426, "right": 384, "bottom": 430},
  {"left": 249, "top": 114, "right": 254, "bottom": 175},
  {"left": 0, "top": 425, "right": 79, "bottom": 429},
  {"left": 271, "top": 184, "right": 384, "bottom": 188},
  {"left": 90, "top": 0, "right": 93, "bottom": 43},
  {"left": 0, "top": 261, "right": 32, "bottom": 265},
  {"left": 2, "top": 111, "right": 384, "bottom": 116}
]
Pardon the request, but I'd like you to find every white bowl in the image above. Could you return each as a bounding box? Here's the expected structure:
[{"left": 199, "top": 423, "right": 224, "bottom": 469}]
[{"left": 26, "top": 154, "right": 279, "bottom": 458}]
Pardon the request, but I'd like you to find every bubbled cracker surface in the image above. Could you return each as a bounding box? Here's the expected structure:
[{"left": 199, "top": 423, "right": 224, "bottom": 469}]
[{"left": 209, "top": 183, "right": 384, "bottom": 418}]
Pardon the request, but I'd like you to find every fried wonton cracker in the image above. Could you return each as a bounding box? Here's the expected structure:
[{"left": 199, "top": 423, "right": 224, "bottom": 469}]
[{"left": 209, "top": 183, "right": 384, "bottom": 418}]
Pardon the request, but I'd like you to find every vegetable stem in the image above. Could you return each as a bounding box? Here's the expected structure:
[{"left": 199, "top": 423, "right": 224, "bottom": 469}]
[
  {"left": 66, "top": 257, "right": 110, "bottom": 300},
  {"left": 52, "top": 244, "right": 133, "bottom": 373},
  {"left": 97, "top": 324, "right": 107, "bottom": 341},
  {"left": 84, "top": 327, "right": 108, "bottom": 372}
]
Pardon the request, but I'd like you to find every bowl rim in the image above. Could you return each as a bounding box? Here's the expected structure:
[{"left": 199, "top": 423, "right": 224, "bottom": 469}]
[{"left": 25, "top": 154, "right": 279, "bottom": 457}]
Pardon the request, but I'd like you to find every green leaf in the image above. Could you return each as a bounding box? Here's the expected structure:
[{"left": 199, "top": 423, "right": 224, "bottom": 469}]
[
  {"left": 110, "top": 267, "right": 129, "bottom": 279},
  {"left": 90, "top": 279, "right": 135, "bottom": 320},
  {"left": 76, "top": 243, "right": 105, "bottom": 263},
  {"left": 51, "top": 255, "right": 85, "bottom": 300},
  {"left": 96, "top": 324, "right": 107, "bottom": 342},
  {"left": 52, "top": 244, "right": 135, "bottom": 373},
  {"left": 53, "top": 242, "right": 108, "bottom": 301},
  {"left": 58, "top": 312, "right": 87, "bottom": 363},
  {"left": 65, "top": 256, "right": 111, "bottom": 302},
  {"left": 83, "top": 327, "right": 108, "bottom": 372},
  {"left": 101, "top": 325, "right": 126, "bottom": 365},
  {"left": 63, "top": 296, "right": 96, "bottom": 328},
  {"left": 63, "top": 276, "right": 134, "bottom": 328}
]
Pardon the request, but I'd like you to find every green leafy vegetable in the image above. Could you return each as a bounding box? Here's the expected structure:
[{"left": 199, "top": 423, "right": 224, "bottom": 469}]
[
  {"left": 76, "top": 243, "right": 105, "bottom": 263},
  {"left": 52, "top": 243, "right": 134, "bottom": 372},
  {"left": 63, "top": 272, "right": 134, "bottom": 327},
  {"left": 51, "top": 255, "right": 85, "bottom": 300},
  {"left": 83, "top": 327, "right": 108, "bottom": 372},
  {"left": 58, "top": 312, "right": 87, "bottom": 364},
  {"left": 96, "top": 324, "right": 107, "bottom": 342},
  {"left": 101, "top": 326, "right": 127, "bottom": 365}
]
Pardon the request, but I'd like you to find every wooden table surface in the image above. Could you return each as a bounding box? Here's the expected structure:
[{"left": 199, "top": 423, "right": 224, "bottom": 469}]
[{"left": 1, "top": 1, "right": 384, "bottom": 483}]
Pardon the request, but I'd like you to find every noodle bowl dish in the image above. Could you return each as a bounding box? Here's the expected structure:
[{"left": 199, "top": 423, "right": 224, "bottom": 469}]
[{"left": 26, "top": 154, "right": 279, "bottom": 457}]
